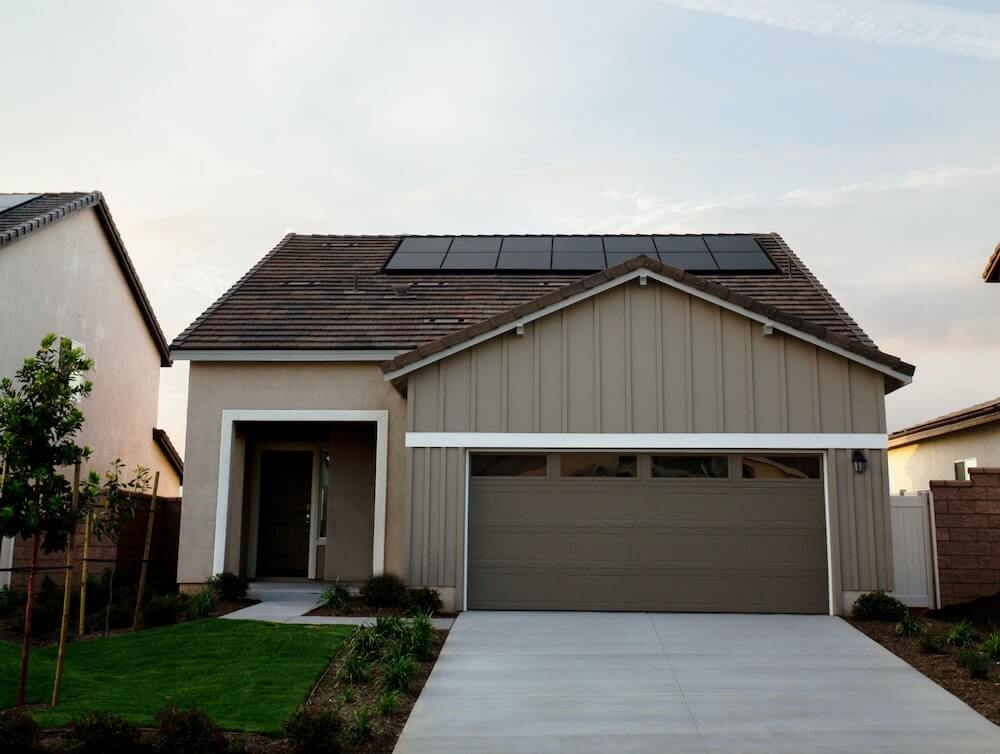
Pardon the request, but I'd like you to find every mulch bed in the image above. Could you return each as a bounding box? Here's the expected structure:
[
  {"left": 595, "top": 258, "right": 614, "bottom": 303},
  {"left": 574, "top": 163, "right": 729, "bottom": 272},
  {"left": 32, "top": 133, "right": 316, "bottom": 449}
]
[
  {"left": 307, "top": 605, "right": 455, "bottom": 619},
  {"left": 851, "top": 616, "right": 1000, "bottom": 725}
]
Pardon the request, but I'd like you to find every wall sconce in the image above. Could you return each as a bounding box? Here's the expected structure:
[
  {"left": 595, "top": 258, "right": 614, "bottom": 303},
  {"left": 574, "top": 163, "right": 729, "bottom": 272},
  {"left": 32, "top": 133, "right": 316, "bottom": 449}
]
[{"left": 852, "top": 450, "right": 867, "bottom": 474}]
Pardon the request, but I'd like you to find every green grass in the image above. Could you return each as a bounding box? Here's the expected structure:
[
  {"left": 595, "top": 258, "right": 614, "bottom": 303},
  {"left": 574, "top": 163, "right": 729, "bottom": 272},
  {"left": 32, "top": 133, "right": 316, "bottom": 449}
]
[{"left": 0, "top": 619, "right": 350, "bottom": 732}]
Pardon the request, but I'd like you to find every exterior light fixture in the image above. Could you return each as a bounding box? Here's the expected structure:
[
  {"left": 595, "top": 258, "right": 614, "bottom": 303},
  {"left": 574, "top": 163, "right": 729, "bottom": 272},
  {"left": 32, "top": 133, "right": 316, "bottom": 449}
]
[{"left": 852, "top": 450, "right": 867, "bottom": 474}]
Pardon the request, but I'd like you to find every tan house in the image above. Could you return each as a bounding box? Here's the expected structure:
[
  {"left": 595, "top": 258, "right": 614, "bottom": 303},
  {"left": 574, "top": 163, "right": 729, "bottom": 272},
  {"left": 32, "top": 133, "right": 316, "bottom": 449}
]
[
  {"left": 171, "top": 233, "right": 914, "bottom": 615},
  {"left": 889, "top": 397, "right": 1000, "bottom": 493},
  {"left": 0, "top": 192, "right": 182, "bottom": 586}
]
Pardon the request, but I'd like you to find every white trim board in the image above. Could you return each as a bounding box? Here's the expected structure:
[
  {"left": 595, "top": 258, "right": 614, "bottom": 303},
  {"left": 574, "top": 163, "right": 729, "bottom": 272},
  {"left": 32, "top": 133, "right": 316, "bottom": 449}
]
[
  {"left": 407, "top": 432, "right": 888, "bottom": 450},
  {"left": 383, "top": 267, "right": 913, "bottom": 386},
  {"left": 214, "top": 409, "right": 389, "bottom": 577},
  {"left": 173, "top": 349, "right": 404, "bottom": 362}
]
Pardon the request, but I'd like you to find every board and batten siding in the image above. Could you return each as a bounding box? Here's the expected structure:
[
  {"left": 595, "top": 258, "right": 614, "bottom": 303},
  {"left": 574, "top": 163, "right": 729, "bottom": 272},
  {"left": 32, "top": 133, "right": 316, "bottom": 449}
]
[{"left": 403, "top": 279, "right": 893, "bottom": 610}]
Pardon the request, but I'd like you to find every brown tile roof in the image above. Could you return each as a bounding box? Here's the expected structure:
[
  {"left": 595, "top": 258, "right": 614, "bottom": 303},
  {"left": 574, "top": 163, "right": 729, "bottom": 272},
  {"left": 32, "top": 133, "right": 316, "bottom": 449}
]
[
  {"left": 889, "top": 396, "right": 1000, "bottom": 447},
  {"left": 153, "top": 428, "right": 184, "bottom": 481},
  {"left": 0, "top": 192, "right": 172, "bottom": 366},
  {"left": 985, "top": 241, "right": 1000, "bottom": 283},
  {"left": 172, "top": 233, "right": 899, "bottom": 369}
]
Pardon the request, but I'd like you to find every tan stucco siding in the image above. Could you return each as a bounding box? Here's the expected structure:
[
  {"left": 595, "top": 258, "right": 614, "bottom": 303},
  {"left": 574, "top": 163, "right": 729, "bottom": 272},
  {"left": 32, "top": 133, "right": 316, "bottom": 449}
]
[
  {"left": 889, "top": 422, "right": 1000, "bottom": 493},
  {"left": 0, "top": 208, "right": 179, "bottom": 495},
  {"left": 405, "top": 279, "right": 892, "bottom": 610},
  {"left": 177, "top": 362, "right": 407, "bottom": 584}
]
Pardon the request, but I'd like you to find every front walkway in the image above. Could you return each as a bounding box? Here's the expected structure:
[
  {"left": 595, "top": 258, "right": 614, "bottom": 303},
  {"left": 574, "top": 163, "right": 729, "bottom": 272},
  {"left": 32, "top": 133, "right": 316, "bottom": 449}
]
[
  {"left": 222, "top": 582, "right": 453, "bottom": 628},
  {"left": 394, "top": 612, "right": 1000, "bottom": 754}
]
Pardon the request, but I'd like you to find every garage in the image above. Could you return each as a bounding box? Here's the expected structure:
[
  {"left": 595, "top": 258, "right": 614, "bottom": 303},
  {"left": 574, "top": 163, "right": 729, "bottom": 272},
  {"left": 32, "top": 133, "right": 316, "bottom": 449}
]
[{"left": 468, "top": 452, "right": 829, "bottom": 613}]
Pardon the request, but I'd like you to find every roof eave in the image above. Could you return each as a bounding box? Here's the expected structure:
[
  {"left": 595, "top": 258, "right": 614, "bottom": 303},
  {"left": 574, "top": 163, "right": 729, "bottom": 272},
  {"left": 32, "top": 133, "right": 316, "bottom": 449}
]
[{"left": 985, "top": 242, "right": 1000, "bottom": 283}]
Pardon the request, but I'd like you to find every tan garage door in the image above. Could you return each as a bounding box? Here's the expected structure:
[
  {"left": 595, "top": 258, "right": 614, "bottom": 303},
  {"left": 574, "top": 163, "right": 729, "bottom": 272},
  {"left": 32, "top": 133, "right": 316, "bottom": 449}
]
[{"left": 468, "top": 452, "right": 828, "bottom": 613}]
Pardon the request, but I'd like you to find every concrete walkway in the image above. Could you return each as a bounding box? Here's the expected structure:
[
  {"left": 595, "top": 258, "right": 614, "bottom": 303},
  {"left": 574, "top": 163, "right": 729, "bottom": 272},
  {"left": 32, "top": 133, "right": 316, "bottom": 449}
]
[
  {"left": 221, "top": 582, "right": 453, "bottom": 628},
  {"left": 394, "top": 612, "right": 1000, "bottom": 754}
]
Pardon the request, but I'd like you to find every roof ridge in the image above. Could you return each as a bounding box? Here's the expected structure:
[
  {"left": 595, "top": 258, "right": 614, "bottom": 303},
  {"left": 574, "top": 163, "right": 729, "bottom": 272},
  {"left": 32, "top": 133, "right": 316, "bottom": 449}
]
[
  {"left": 0, "top": 191, "right": 101, "bottom": 246},
  {"left": 890, "top": 395, "right": 1000, "bottom": 439}
]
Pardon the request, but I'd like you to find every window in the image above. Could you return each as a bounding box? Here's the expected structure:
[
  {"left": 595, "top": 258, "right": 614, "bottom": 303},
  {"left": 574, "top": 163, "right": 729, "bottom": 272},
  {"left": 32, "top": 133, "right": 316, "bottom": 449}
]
[
  {"left": 955, "top": 458, "right": 977, "bottom": 481},
  {"left": 471, "top": 454, "right": 547, "bottom": 477},
  {"left": 651, "top": 455, "right": 729, "bottom": 479},
  {"left": 742, "top": 455, "right": 821, "bottom": 480},
  {"left": 560, "top": 454, "right": 637, "bottom": 478},
  {"left": 318, "top": 450, "right": 330, "bottom": 542}
]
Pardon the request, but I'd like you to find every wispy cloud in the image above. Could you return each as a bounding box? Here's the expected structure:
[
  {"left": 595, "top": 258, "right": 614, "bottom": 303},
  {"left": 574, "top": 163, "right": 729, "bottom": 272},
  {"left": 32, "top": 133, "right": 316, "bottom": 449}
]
[{"left": 660, "top": 0, "right": 1000, "bottom": 60}]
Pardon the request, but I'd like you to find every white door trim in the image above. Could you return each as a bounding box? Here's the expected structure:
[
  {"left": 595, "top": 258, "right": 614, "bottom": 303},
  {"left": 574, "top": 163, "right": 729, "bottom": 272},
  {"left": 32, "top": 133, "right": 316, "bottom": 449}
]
[
  {"left": 214, "top": 409, "right": 389, "bottom": 577},
  {"left": 409, "top": 432, "right": 887, "bottom": 450}
]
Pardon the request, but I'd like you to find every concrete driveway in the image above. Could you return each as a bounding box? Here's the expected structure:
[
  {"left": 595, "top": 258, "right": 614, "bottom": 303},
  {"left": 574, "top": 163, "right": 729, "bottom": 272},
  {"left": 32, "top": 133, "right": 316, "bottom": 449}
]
[{"left": 394, "top": 612, "right": 1000, "bottom": 753}]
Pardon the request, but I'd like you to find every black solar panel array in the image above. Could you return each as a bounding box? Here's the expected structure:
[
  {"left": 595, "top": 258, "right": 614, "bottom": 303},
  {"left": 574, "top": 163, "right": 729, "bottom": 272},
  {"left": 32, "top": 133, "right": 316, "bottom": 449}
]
[{"left": 384, "top": 235, "right": 777, "bottom": 273}]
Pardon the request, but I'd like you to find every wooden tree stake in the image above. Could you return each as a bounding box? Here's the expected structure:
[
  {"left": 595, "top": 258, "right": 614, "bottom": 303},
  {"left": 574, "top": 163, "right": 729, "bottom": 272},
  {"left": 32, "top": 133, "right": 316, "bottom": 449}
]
[
  {"left": 78, "top": 513, "right": 91, "bottom": 638},
  {"left": 51, "top": 462, "right": 80, "bottom": 707},
  {"left": 132, "top": 471, "right": 160, "bottom": 631}
]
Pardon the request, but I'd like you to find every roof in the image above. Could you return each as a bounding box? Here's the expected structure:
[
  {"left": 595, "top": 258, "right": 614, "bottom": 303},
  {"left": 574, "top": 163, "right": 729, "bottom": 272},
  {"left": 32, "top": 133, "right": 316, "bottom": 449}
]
[
  {"left": 889, "top": 396, "right": 1000, "bottom": 448},
  {"left": 381, "top": 254, "right": 915, "bottom": 389},
  {"left": 0, "top": 192, "right": 171, "bottom": 366},
  {"left": 153, "top": 428, "right": 184, "bottom": 481},
  {"left": 985, "top": 241, "right": 1000, "bottom": 283},
  {"left": 171, "top": 233, "right": 885, "bottom": 361}
]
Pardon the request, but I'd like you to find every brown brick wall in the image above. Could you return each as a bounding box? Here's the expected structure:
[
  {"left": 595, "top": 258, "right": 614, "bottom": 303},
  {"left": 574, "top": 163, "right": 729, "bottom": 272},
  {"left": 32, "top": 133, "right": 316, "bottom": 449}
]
[{"left": 931, "top": 468, "right": 1000, "bottom": 606}]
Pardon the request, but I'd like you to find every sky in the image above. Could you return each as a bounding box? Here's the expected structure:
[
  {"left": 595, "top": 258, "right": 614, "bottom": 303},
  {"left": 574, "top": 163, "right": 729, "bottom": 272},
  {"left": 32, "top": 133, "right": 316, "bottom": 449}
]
[{"left": 2, "top": 0, "right": 998, "bottom": 454}]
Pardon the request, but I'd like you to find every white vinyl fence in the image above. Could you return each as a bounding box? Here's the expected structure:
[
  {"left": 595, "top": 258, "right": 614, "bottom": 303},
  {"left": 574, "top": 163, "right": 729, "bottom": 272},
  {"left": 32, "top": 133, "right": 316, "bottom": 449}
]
[{"left": 889, "top": 492, "right": 939, "bottom": 608}]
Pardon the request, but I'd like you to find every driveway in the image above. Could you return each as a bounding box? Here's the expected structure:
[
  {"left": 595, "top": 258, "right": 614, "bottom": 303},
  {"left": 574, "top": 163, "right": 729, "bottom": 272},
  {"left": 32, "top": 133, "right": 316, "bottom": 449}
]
[{"left": 394, "top": 612, "right": 1000, "bottom": 753}]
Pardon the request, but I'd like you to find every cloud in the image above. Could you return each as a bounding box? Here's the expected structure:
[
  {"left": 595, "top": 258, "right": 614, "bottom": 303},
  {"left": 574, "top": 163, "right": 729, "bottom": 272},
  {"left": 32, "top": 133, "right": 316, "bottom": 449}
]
[{"left": 660, "top": 0, "right": 1000, "bottom": 60}]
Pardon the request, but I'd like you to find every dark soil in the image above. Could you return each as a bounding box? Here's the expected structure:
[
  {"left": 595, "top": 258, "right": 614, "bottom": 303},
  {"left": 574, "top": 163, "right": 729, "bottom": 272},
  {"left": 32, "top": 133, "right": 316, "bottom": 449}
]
[
  {"left": 851, "top": 616, "right": 1000, "bottom": 725},
  {"left": 929, "top": 593, "right": 1000, "bottom": 633},
  {"left": 307, "top": 604, "right": 455, "bottom": 619}
]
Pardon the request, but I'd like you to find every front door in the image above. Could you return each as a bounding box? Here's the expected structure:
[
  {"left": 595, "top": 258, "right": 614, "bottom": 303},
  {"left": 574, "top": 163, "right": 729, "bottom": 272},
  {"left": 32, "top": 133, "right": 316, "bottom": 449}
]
[{"left": 256, "top": 450, "right": 313, "bottom": 577}]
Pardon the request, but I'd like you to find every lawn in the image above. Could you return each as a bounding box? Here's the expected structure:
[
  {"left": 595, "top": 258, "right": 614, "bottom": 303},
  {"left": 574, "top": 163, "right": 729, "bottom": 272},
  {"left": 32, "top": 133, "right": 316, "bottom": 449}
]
[{"left": 0, "top": 619, "right": 351, "bottom": 732}]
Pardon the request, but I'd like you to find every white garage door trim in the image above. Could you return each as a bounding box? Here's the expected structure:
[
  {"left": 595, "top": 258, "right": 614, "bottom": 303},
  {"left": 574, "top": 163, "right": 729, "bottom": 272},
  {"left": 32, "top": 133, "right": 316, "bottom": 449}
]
[
  {"left": 461, "top": 446, "right": 837, "bottom": 616},
  {"left": 409, "top": 432, "right": 886, "bottom": 450}
]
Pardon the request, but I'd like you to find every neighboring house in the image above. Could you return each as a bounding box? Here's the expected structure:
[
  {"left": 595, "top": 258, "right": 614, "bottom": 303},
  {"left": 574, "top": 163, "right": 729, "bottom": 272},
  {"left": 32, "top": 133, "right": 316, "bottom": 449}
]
[
  {"left": 0, "top": 192, "right": 183, "bottom": 587},
  {"left": 171, "top": 233, "right": 914, "bottom": 615},
  {"left": 985, "top": 241, "right": 999, "bottom": 283},
  {"left": 889, "top": 397, "right": 1000, "bottom": 493}
]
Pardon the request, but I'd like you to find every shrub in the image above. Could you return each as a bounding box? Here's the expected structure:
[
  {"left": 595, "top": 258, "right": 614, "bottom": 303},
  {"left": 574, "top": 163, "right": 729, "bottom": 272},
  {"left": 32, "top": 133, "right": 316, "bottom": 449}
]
[
  {"left": 209, "top": 572, "right": 249, "bottom": 602},
  {"left": 346, "top": 625, "right": 385, "bottom": 659},
  {"left": 920, "top": 633, "right": 942, "bottom": 654},
  {"left": 186, "top": 587, "right": 218, "bottom": 620},
  {"left": 961, "top": 649, "right": 991, "bottom": 680},
  {"left": 851, "top": 591, "right": 907, "bottom": 622},
  {"left": 985, "top": 631, "right": 1000, "bottom": 662},
  {"left": 360, "top": 574, "right": 407, "bottom": 609},
  {"left": 337, "top": 650, "right": 371, "bottom": 684},
  {"left": 376, "top": 690, "right": 398, "bottom": 717},
  {"left": 68, "top": 711, "right": 140, "bottom": 754},
  {"left": 944, "top": 620, "right": 976, "bottom": 648},
  {"left": 154, "top": 705, "right": 228, "bottom": 753},
  {"left": 347, "top": 706, "right": 372, "bottom": 744},
  {"left": 143, "top": 594, "right": 187, "bottom": 628},
  {"left": 896, "top": 611, "right": 922, "bottom": 638},
  {"left": 0, "top": 708, "right": 39, "bottom": 751},
  {"left": 281, "top": 706, "right": 342, "bottom": 754},
  {"left": 0, "top": 585, "right": 24, "bottom": 620},
  {"left": 340, "top": 687, "right": 354, "bottom": 705},
  {"left": 404, "top": 587, "right": 443, "bottom": 616},
  {"left": 318, "top": 582, "right": 352, "bottom": 613},
  {"left": 395, "top": 613, "right": 436, "bottom": 661},
  {"left": 379, "top": 652, "right": 417, "bottom": 693},
  {"left": 373, "top": 615, "right": 406, "bottom": 642}
]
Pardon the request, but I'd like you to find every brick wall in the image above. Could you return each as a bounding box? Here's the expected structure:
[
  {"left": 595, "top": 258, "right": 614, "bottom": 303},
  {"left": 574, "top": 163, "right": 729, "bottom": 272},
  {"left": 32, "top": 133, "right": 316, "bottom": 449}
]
[{"left": 931, "top": 468, "right": 1000, "bottom": 606}]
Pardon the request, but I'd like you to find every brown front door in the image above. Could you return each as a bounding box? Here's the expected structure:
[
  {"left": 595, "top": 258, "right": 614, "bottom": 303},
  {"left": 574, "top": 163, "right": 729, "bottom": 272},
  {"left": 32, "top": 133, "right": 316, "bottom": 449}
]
[{"left": 256, "top": 450, "right": 312, "bottom": 577}]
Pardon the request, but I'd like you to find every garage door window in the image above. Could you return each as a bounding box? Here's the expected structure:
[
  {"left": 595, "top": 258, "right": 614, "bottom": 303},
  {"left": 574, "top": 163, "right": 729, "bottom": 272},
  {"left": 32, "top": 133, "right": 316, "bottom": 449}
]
[
  {"left": 651, "top": 455, "right": 729, "bottom": 479},
  {"left": 560, "top": 453, "right": 637, "bottom": 478},
  {"left": 471, "top": 454, "right": 547, "bottom": 477},
  {"left": 742, "top": 455, "right": 820, "bottom": 480}
]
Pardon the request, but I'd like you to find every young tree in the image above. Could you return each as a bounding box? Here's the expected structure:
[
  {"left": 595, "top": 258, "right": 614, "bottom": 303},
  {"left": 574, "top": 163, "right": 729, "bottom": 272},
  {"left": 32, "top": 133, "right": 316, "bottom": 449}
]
[{"left": 0, "top": 335, "right": 95, "bottom": 706}]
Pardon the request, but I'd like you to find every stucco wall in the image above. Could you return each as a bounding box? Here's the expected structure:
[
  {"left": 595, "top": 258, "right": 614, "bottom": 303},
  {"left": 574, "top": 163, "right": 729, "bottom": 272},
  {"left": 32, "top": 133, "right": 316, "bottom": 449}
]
[
  {"left": 177, "top": 362, "right": 407, "bottom": 584},
  {"left": 0, "top": 208, "right": 179, "bottom": 495},
  {"left": 889, "top": 422, "right": 1000, "bottom": 493}
]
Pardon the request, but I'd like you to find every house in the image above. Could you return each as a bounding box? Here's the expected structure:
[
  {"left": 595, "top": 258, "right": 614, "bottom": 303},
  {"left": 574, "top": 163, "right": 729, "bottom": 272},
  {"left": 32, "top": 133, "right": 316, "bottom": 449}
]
[
  {"left": 0, "top": 192, "right": 183, "bottom": 588},
  {"left": 985, "top": 242, "right": 999, "bottom": 283},
  {"left": 889, "top": 397, "right": 1000, "bottom": 493},
  {"left": 171, "top": 233, "right": 914, "bottom": 615}
]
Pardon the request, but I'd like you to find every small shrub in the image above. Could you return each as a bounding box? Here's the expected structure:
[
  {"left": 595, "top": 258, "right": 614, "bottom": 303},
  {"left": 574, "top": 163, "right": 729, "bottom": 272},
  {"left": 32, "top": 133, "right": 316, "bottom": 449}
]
[
  {"left": 318, "top": 582, "right": 352, "bottom": 613},
  {"left": 340, "top": 686, "right": 355, "bottom": 704},
  {"left": 0, "top": 585, "right": 24, "bottom": 620},
  {"left": 282, "top": 706, "right": 342, "bottom": 754},
  {"left": 347, "top": 706, "right": 372, "bottom": 744},
  {"left": 346, "top": 625, "right": 385, "bottom": 658},
  {"left": 143, "top": 593, "right": 187, "bottom": 628},
  {"left": 944, "top": 619, "right": 976, "bottom": 648},
  {"left": 374, "top": 615, "right": 406, "bottom": 641},
  {"left": 896, "top": 611, "right": 922, "bottom": 638},
  {"left": 68, "top": 711, "right": 140, "bottom": 754},
  {"left": 186, "top": 587, "right": 218, "bottom": 620},
  {"left": 851, "top": 591, "right": 907, "bottom": 622},
  {"left": 360, "top": 574, "right": 407, "bottom": 609},
  {"left": 154, "top": 705, "right": 228, "bottom": 753},
  {"left": 984, "top": 631, "right": 1000, "bottom": 662},
  {"left": 379, "top": 652, "right": 417, "bottom": 693},
  {"left": 0, "top": 708, "right": 39, "bottom": 751},
  {"left": 404, "top": 587, "right": 443, "bottom": 616},
  {"left": 961, "top": 649, "right": 991, "bottom": 680},
  {"left": 209, "top": 572, "right": 249, "bottom": 602},
  {"left": 338, "top": 650, "right": 371, "bottom": 684},
  {"left": 920, "top": 633, "right": 943, "bottom": 654},
  {"left": 395, "top": 613, "right": 436, "bottom": 661},
  {"left": 376, "top": 689, "right": 398, "bottom": 717}
]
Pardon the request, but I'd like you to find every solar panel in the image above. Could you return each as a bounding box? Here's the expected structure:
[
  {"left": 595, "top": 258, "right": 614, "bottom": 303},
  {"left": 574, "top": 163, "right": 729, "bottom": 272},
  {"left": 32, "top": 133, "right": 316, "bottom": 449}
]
[
  {"left": 654, "top": 236, "right": 709, "bottom": 253},
  {"left": 397, "top": 237, "right": 452, "bottom": 253},
  {"left": 0, "top": 193, "right": 40, "bottom": 214},
  {"left": 605, "top": 251, "right": 657, "bottom": 266},
  {"left": 712, "top": 251, "right": 775, "bottom": 271},
  {"left": 441, "top": 253, "right": 498, "bottom": 270},
  {"left": 496, "top": 251, "right": 552, "bottom": 270},
  {"left": 501, "top": 236, "right": 552, "bottom": 253},
  {"left": 703, "top": 235, "right": 761, "bottom": 253},
  {"left": 659, "top": 252, "right": 718, "bottom": 271},
  {"left": 553, "top": 236, "right": 603, "bottom": 252},
  {"left": 552, "top": 251, "right": 606, "bottom": 271},
  {"left": 604, "top": 236, "right": 655, "bottom": 253},
  {"left": 385, "top": 252, "right": 446, "bottom": 270},
  {"left": 450, "top": 236, "right": 501, "bottom": 253}
]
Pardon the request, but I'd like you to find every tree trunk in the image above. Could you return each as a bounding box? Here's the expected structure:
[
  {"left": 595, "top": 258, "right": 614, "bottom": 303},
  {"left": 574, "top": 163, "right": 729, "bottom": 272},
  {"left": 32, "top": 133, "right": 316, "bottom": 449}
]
[{"left": 17, "top": 533, "right": 40, "bottom": 706}]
